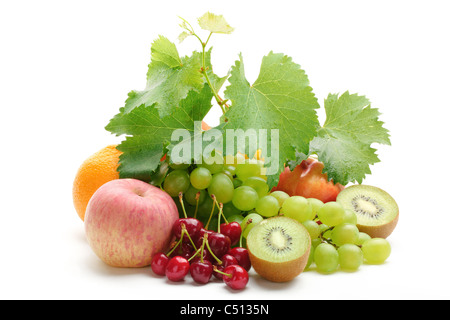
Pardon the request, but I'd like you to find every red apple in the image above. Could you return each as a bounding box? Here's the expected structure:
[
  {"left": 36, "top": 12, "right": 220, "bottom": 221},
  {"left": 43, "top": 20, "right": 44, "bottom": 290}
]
[
  {"left": 84, "top": 179, "right": 178, "bottom": 268},
  {"left": 272, "top": 158, "right": 345, "bottom": 203}
]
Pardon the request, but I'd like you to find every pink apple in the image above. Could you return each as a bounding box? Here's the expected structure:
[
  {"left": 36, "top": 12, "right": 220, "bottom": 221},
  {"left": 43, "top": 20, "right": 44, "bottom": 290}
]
[{"left": 84, "top": 178, "right": 178, "bottom": 268}]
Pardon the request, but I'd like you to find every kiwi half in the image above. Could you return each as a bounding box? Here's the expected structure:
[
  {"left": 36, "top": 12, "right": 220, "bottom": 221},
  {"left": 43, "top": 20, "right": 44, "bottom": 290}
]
[
  {"left": 246, "top": 216, "right": 311, "bottom": 282},
  {"left": 336, "top": 185, "right": 399, "bottom": 238}
]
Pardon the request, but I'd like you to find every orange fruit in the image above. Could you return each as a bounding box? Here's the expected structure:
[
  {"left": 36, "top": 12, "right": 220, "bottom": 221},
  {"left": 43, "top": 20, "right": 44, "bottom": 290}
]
[{"left": 73, "top": 145, "right": 122, "bottom": 221}]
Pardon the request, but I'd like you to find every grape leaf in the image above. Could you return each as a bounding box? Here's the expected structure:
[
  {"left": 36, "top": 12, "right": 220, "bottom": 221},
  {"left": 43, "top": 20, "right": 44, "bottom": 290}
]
[
  {"left": 105, "top": 85, "right": 214, "bottom": 180},
  {"left": 222, "top": 52, "right": 320, "bottom": 187},
  {"left": 123, "top": 36, "right": 204, "bottom": 118},
  {"left": 198, "top": 12, "right": 234, "bottom": 34},
  {"left": 309, "top": 91, "right": 391, "bottom": 185}
]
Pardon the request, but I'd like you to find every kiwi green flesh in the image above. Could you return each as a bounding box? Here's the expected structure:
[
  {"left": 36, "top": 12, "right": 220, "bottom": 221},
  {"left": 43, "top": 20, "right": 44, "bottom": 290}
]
[
  {"left": 337, "top": 185, "right": 399, "bottom": 227},
  {"left": 246, "top": 216, "right": 309, "bottom": 263}
]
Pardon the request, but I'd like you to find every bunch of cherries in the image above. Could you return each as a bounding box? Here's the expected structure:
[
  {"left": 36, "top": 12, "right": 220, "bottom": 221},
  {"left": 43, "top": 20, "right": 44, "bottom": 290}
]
[{"left": 151, "top": 193, "right": 251, "bottom": 290}]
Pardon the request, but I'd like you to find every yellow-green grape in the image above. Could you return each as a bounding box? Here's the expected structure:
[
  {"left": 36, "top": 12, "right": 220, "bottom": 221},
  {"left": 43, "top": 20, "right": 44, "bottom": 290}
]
[
  {"left": 338, "top": 244, "right": 363, "bottom": 271},
  {"left": 270, "top": 191, "right": 290, "bottom": 207},
  {"left": 280, "top": 196, "right": 314, "bottom": 222},
  {"left": 317, "top": 201, "right": 345, "bottom": 226},
  {"left": 255, "top": 195, "right": 280, "bottom": 217},
  {"left": 331, "top": 223, "right": 360, "bottom": 246},
  {"left": 302, "top": 220, "right": 321, "bottom": 239},
  {"left": 362, "top": 238, "right": 391, "bottom": 264},
  {"left": 314, "top": 243, "right": 339, "bottom": 274}
]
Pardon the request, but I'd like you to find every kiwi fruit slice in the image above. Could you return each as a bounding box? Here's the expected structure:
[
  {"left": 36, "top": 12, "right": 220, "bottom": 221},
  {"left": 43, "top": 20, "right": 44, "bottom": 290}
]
[
  {"left": 336, "top": 185, "right": 399, "bottom": 238},
  {"left": 246, "top": 216, "right": 311, "bottom": 282}
]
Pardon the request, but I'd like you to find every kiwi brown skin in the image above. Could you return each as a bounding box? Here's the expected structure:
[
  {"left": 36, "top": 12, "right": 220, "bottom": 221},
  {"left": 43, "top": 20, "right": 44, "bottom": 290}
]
[
  {"left": 357, "top": 213, "right": 399, "bottom": 239},
  {"left": 246, "top": 217, "right": 311, "bottom": 282},
  {"left": 247, "top": 244, "right": 311, "bottom": 283}
]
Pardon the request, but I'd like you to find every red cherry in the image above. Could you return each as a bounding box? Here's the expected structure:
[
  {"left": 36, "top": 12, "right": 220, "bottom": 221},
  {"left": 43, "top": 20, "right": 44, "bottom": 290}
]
[
  {"left": 208, "top": 232, "right": 231, "bottom": 258},
  {"left": 222, "top": 265, "right": 249, "bottom": 290},
  {"left": 151, "top": 252, "right": 169, "bottom": 276},
  {"left": 165, "top": 256, "right": 190, "bottom": 282},
  {"left": 195, "top": 228, "right": 213, "bottom": 248},
  {"left": 172, "top": 218, "right": 204, "bottom": 242},
  {"left": 213, "top": 254, "right": 238, "bottom": 280},
  {"left": 220, "top": 222, "right": 242, "bottom": 246},
  {"left": 190, "top": 260, "right": 213, "bottom": 284},
  {"left": 227, "top": 247, "right": 251, "bottom": 271}
]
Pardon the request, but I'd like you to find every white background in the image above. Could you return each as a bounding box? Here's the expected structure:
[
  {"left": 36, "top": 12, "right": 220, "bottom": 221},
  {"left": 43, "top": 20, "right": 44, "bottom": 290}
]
[{"left": 1, "top": 0, "right": 449, "bottom": 300}]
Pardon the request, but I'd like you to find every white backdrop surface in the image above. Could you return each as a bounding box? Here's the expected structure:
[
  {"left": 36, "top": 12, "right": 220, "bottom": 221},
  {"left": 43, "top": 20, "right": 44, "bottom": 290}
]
[{"left": 1, "top": 0, "right": 449, "bottom": 300}]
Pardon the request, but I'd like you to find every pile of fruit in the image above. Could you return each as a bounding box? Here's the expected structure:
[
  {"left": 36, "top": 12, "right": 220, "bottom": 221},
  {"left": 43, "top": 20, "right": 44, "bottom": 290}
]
[
  {"left": 152, "top": 154, "right": 398, "bottom": 281},
  {"left": 72, "top": 12, "right": 399, "bottom": 291}
]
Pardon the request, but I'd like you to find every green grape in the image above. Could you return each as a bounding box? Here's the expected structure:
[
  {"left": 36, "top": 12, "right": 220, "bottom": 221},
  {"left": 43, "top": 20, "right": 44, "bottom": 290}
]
[
  {"left": 241, "top": 213, "right": 264, "bottom": 238},
  {"left": 184, "top": 185, "right": 206, "bottom": 206},
  {"left": 311, "top": 238, "right": 322, "bottom": 248},
  {"left": 169, "top": 162, "right": 190, "bottom": 170},
  {"left": 317, "top": 201, "right": 345, "bottom": 226},
  {"left": 308, "top": 198, "right": 324, "bottom": 216},
  {"left": 232, "top": 178, "right": 242, "bottom": 189},
  {"left": 306, "top": 245, "right": 315, "bottom": 269},
  {"left": 255, "top": 195, "right": 280, "bottom": 217},
  {"left": 342, "top": 209, "right": 358, "bottom": 225},
  {"left": 163, "top": 169, "right": 190, "bottom": 197},
  {"left": 280, "top": 196, "right": 314, "bottom": 223},
  {"left": 302, "top": 220, "right": 321, "bottom": 239},
  {"left": 235, "top": 159, "right": 261, "bottom": 181},
  {"left": 190, "top": 167, "right": 212, "bottom": 190},
  {"left": 362, "top": 238, "right": 391, "bottom": 264},
  {"left": 222, "top": 202, "right": 242, "bottom": 218},
  {"left": 201, "top": 153, "right": 224, "bottom": 174},
  {"left": 232, "top": 186, "right": 259, "bottom": 211},
  {"left": 242, "top": 176, "right": 269, "bottom": 198},
  {"left": 270, "top": 191, "right": 290, "bottom": 207},
  {"left": 208, "top": 173, "right": 234, "bottom": 204},
  {"left": 228, "top": 214, "right": 245, "bottom": 225},
  {"left": 222, "top": 170, "right": 234, "bottom": 181},
  {"left": 338, "top": 244, "right": 363, "bottom": 271},
  {"left": 223, "top": 164, "right": 236, "bottom": 176},
  {"left": 356, "top": 232, "right": 371, "bottom": 246},
  {"left": 331, "top": 223, "right": 360, "bottom": 246},
  {"left": 314, "top": 243, "right": 339, "bottom": 274}
]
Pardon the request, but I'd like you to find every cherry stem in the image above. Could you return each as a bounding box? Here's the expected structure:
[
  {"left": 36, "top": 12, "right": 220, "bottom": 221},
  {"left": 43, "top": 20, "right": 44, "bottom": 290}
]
[
  {"left": 205, "top": 236, "right": 222, "bottom": 265},
  {"left": 205, "top": 194, "right": 217, "bottom": 230},
  {"left": 239, "top": 218, "right": 252, "bottom": 247},
  {"left": 188, "top": 247, "right": 202, "bottom": 262},
  {"left": 178, "top": 192, "right": 188, "bottom": 219},
  {"left": 200, "top": 232, "right": 208, "bottom": 263},
  {"left": 193, "top": 191, "right": 201, "bottom": 219},
  {"left": 214, "top": 200, "right": 228, "bottom": 224},
  {"left": 167, "top": 227, "right": 185, "bottom": 257},
  {"left": 217, "top": 203, "right": 225, "bottom": 233},
  {"left": 213, "top": 266, "right": 232, "bottom": 279}
]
